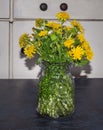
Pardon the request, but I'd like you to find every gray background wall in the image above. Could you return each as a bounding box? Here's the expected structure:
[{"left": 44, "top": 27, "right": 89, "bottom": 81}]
[{"left": 0, "top": 0, "right": 103, "bottom": 79}]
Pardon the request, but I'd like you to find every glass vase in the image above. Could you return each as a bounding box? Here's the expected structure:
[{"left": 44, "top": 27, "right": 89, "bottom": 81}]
[{"left": 37, "top": 62, "right": 75, "bottom": 118}]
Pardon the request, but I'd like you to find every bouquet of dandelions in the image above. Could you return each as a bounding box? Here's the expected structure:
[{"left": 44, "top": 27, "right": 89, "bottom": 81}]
[
  {"left": 19, "top": 12, "right": 93, "bottom": 118},
  {"left": 19, "top": 12, "right": 93, "bottom": 65}
]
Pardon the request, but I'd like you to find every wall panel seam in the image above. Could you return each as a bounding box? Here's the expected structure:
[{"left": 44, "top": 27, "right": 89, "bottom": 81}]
[{"left": 8, "top": 0, "right": 14, "bottom": 78}]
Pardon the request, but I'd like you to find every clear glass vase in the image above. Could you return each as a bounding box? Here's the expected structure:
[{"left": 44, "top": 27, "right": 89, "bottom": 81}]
[{"left": 37, "top": 62, "right": 75, "bottom": 118}]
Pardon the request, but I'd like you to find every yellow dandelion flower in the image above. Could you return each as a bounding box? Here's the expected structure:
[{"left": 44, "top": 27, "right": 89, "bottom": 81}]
[
  {"left": 64, "top": 39, "right": 74, "bottom": 48},
  {"left": 55, "top": 28, "right": 62, "bottom": 34},
  {"left": 77, "top": 33, "right": 85, "bottom": 42},
  {"left": 46, "top": 22, "right": 61, "bottom": 29},
  {"left": 69, "top": 46, "right": 84, "bottom": 60},
  {"left": 70, "top": 20, "right": 84, "bottom": 32},
  {"left": 46, "top": 22, "right": 52, "bottom": 28},
  {"left": 35, "top": 18, "right": 44, "bottom": 27},
  {"left": 38, "top": 30, "right": 48, "bottom": 37},
  {"left": 24, "top": 45, "right": 36, "bottom": 59},
  {"left": 51, "top": 22, "right": 61, "bottom": 29},
  {"left": 56, "top": 12, "right": 70, "bottom": 21},
  {"left": 83, "top": 41, "right": 93, "bottom": 60},
  {"left": 81, "top": 40, "right": 93, "bottom": 60},
  {"left": 19, "top": 33, "right": 30, "bottom": 48},
  {"left": 86, "top": 49, "right": 93, "bottom": 60},
  {"left": 82, "top": 40, "right": 90, "bottom": 49},
  {"left": 67, "top": 26, "right": 71, "bottom": 31}
]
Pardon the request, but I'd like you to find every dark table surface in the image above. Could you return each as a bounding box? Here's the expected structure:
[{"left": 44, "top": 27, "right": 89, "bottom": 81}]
[{"left": 0, "top": 78, "right": 103, "bottom": 130}]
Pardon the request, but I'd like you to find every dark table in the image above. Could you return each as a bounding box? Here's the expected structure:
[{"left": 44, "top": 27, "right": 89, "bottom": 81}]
[{"left": 0, "top": 78, "right": 103, "bottom": 130}]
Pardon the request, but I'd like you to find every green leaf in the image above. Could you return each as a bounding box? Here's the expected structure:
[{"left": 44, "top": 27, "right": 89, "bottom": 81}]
[
  {"left": 37, "top": 57, "right": 42, "bottom": 64},
  {"left": 74, "top": 39, "right": 81, "bottom": 46},
  {"left": 76, "top": 60, "right": 89, "bottom": 66},
  {"left": 50, "top": 34, "right": 57, "bottom": 41}
]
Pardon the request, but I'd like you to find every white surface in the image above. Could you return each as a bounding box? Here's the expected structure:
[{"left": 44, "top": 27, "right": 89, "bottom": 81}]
[
  {"left": 0, "top": 0, "right": 9, "bottom": 18},
  {"left": 14, "top": 0, "right": 103, "bottom": 19},
  {"left": 0, "top": 22, "right": 9, "bottom": 78}
]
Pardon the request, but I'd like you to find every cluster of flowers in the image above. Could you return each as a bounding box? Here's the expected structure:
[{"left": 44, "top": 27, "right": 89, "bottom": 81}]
[{"left": 19, "top": 12, "right": 93, "bottom": 66}]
